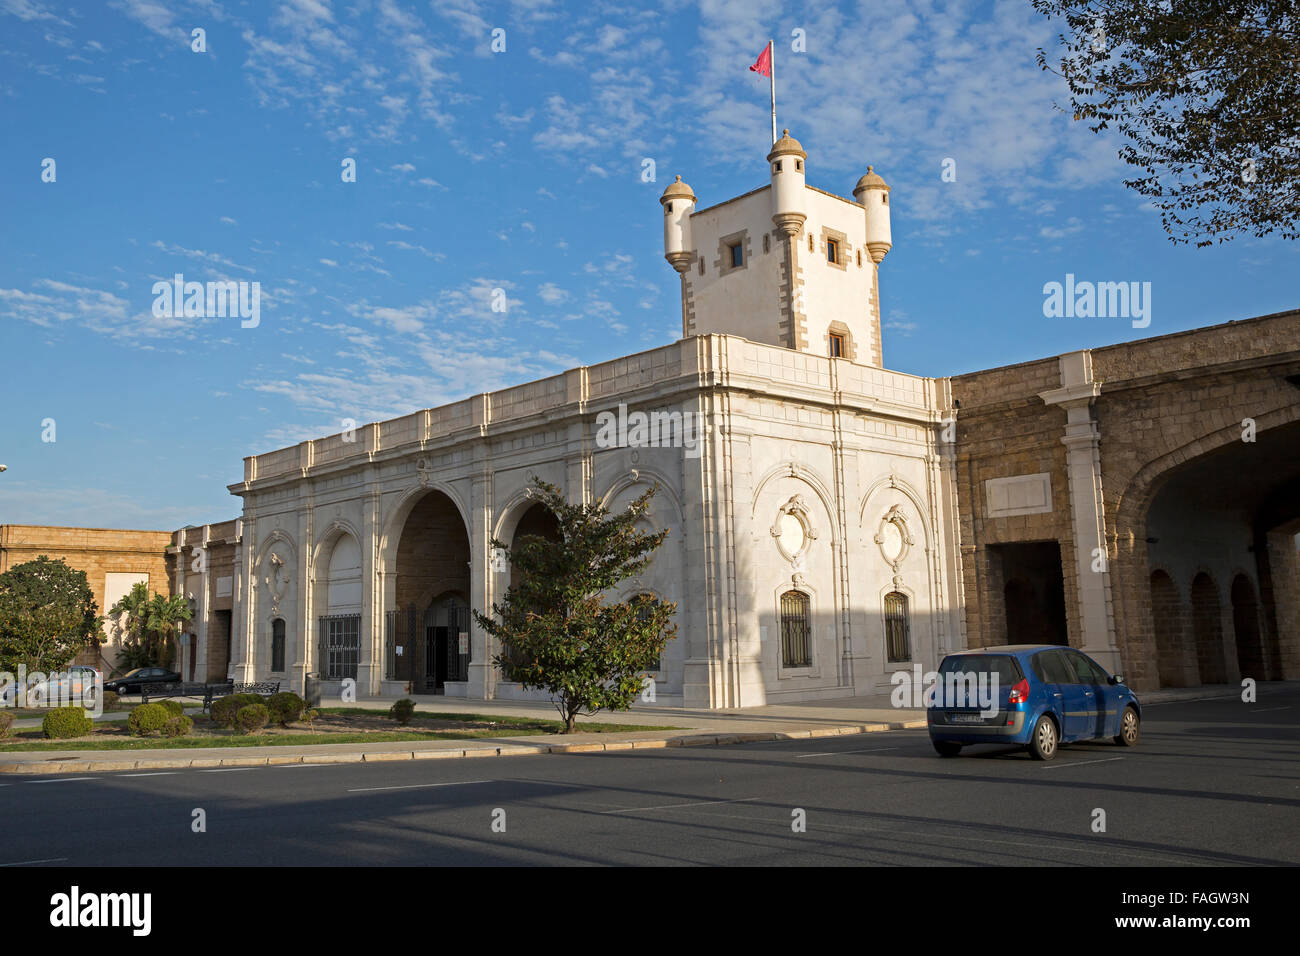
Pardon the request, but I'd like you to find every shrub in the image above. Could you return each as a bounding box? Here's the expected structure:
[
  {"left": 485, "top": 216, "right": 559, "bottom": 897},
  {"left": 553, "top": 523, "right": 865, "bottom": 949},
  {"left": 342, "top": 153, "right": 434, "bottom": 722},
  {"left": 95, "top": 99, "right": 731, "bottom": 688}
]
[
  {"left": 102, "top": 690, "right": 121, "bottom": 712},
  {"left": 211, "top": 693, "right": 265, "bottom": 729},
  {"left": 267, "top": 692, "right": 307, "bottom": 727},
  {"left": 158, "top": 699, "right": 185, "bottom": 718},
  {"left": 43, "top": 706, "right": 94, "bottom": 739},
  {"left": 128, "top": 703, "right": 170, "bottom": 737},
  {"left": 389, "top": 698, "right": 417, "bottom": 725},
  {"left": 0, "top": 711, "right": 15, "bottom": 737},
  {"left": 162, "top": 715, "right": 193, "bottom": 738},
  {"left": 236, "top": 703, "right": 270, "bottom": 735}
]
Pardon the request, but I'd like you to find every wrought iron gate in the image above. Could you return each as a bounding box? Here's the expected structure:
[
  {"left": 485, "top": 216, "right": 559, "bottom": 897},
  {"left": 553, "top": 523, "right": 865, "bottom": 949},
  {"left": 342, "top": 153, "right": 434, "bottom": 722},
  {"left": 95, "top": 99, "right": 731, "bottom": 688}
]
[{"left": 384, "top": 598, "right": 470, "bottom": 693}]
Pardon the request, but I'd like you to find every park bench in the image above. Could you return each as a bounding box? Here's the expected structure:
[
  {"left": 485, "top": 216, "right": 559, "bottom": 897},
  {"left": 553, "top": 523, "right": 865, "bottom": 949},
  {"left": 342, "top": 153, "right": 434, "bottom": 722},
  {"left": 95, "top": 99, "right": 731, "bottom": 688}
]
[{"left": 141, "top": 680, "right": 280, "bottom": 712}]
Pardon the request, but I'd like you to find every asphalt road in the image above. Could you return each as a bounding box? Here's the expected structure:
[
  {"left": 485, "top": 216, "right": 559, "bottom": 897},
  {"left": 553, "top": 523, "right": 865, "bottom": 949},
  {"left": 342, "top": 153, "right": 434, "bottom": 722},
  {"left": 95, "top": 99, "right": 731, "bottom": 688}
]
[{"left": 2, "top": 688, "right": 1297, "bottom": 866}]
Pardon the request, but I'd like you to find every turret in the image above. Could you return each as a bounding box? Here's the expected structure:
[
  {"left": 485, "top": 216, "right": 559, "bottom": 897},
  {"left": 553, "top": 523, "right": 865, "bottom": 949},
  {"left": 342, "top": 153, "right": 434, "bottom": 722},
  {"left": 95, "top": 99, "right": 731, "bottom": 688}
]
[
  {"left": 767, "top": 129, "right": 807, "bottom": 237},
  {"left": 660, "top": 175, "right": 696, "bottom": 273},
  {"left": 853, "top": 165, "right": 892, "bottom": 262}
]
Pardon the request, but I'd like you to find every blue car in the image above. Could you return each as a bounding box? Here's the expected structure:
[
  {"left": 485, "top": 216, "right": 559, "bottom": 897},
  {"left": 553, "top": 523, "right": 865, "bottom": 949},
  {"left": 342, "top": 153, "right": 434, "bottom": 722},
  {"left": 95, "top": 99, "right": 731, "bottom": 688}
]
[{"left": 927, "top": 645, "right": 1141, "bottom": 760}]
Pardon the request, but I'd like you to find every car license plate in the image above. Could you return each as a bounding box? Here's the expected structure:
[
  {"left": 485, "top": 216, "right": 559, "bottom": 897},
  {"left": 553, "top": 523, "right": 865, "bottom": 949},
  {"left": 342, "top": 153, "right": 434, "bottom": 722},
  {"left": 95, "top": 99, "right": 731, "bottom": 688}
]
[{"left": 949, "top": 713, "right": 983, "bottom": 724}]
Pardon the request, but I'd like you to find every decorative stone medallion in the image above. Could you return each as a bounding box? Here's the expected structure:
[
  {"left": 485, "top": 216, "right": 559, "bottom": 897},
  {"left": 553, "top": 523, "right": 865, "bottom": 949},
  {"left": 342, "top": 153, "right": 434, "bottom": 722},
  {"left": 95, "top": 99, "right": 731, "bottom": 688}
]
[{"left": 874, "top": 504, "right": 915, "bottom": 574}]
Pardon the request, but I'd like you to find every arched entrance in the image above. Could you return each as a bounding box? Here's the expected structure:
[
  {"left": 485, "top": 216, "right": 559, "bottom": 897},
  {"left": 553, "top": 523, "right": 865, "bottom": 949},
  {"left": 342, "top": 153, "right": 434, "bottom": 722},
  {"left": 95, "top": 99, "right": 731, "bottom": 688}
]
[
  {"left": 1132, "top": 418, "right": 1300, "bottom": 687},
  {"left": 1231, "top": 574, "right": 1264, "bottom": 680},
  {"left": 1191, "top": 573, "right": 1227, "bottom": 685},
  {"left": 386, "top": 490, "right": 471, "bottom": 694},
  {"left": 500, "top": 501, "right": 563, "bottom": 670},
  {"left": 1149, "top": 570, "right": 1187, "bottom": 687}
]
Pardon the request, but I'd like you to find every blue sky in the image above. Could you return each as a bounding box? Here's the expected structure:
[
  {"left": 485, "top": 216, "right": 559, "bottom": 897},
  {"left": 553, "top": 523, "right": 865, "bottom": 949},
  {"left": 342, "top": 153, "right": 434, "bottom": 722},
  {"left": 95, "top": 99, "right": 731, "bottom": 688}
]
[{"left": 1, "top": 0, "right": 1295, "bottom": 530}]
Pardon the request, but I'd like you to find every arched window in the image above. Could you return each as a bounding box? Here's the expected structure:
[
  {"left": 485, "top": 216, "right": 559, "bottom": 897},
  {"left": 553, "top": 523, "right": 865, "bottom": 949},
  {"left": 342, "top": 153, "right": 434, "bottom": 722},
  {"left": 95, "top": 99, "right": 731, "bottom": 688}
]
[
  {"left": 634, "top": 593, "right": 661, "bottom": 673},
  {"left": 780, "top": 590, "right": 811, "bottom": 667},
  {"left": 884, "top": 592, "right": 910, "bottom": 662},
  {"left": 271, "top": 618, "right": 286, "bottom": 672}
]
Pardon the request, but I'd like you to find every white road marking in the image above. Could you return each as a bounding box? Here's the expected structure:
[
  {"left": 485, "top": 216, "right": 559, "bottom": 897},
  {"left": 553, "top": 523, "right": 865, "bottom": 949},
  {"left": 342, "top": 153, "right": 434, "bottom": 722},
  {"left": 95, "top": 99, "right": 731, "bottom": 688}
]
[
  {"left": 1041, "top": 756, "right": 1126, "bottom": 769},
  {"left": 600, "top": 796, "right": 760, "bottom": 814},
  {"left": 795, "top": 747, "right": 899, "bottom": 758},
  {"left": 23, "top": 777, "right": 93, "bottom": 784},
  {"left": 347, "top": 779, "right": 492, "bottom": 793},
  {"left": 118, "top": 772, "right": 178, "bottom": 777},
  {"left": 198, "top": 768, "right": 258, "bottom": 773},
  {"left": 1249, "top": 706, "right": 1291, "bottom": 713},
  {"left": 0, "top": 857, "right": 69, "bottom": 866}
]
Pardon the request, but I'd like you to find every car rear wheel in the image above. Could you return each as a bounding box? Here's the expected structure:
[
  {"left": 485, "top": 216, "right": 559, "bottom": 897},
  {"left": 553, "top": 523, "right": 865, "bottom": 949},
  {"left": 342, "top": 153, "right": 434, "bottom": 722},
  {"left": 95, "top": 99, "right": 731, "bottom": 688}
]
[
  {"left": 1028, "top": 715, "right": 1058, "bottom": 761},
  {"left": 1114, "top": 706, "right": 1140, "bottom": 747},
  {"left": 932, "top": 740, "right": 962, "bottom": 758}
]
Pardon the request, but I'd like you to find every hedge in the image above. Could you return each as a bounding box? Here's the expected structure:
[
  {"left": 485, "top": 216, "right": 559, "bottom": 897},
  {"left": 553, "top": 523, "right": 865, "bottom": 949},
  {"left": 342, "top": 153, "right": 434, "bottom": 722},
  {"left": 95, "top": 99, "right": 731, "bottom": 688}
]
[
  {"left": 236, "top": 703, "right": 270, "bottom": 735},
  {"left": 43, "top": 706, "right": 94, "bottom": 739},
  {"left": 267, "top": 692, "right": 307, "bottom": 727},
  {"left": 128, "top": 703, "right": 170, "bottom": 737},
  {"left": 162, "top": 715, "right": 194, "bottom": 738},
  {"left": 211, "top": 693, "right": 266, "bottom": 729}
]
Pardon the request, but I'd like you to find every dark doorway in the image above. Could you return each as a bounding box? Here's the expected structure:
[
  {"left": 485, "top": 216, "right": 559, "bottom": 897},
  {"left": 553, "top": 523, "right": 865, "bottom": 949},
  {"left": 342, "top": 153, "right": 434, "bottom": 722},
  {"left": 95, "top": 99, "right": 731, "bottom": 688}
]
[
  {"left": 1191, "top": 572, "right": 1227, "bottom": 684},
  {"left": 1231, "top": 574, "right": 1264, "bottom": 680},
  {"left": 989, "top": 542, "right": 1068, "bottom": 645},
  {"left": 1150, "top": 570, "right": 1187, "bottom": 687}
]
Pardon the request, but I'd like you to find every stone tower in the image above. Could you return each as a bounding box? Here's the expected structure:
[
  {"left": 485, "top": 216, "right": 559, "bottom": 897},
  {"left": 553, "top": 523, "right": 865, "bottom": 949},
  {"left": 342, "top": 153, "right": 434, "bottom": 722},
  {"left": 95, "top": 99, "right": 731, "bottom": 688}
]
[{"left": 661, "top": 130, "right": 891, "bottom": 367}]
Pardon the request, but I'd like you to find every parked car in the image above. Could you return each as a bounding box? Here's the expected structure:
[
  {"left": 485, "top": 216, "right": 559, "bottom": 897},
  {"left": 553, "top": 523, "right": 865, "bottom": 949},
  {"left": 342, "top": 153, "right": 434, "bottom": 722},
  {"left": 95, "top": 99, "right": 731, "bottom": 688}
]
[
  {"left": 927, "top": 645, "right": 1141, "bottom": 761},
  {"left": 103, "top": 667, "right": 182, "bottom": 696},
  {"left": 1, "top": 666, "right": 100, "bottom": 706}
]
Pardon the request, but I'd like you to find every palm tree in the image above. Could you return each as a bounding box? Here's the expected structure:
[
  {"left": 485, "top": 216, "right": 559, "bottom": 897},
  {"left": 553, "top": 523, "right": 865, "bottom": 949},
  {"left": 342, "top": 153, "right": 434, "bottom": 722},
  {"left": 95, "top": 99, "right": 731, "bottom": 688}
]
[
  {"left": 109, "top": 584, "right": 191, "bottom": 671},
  {"left": 146, "top": 593, "right": 192, "bottom": 667}
]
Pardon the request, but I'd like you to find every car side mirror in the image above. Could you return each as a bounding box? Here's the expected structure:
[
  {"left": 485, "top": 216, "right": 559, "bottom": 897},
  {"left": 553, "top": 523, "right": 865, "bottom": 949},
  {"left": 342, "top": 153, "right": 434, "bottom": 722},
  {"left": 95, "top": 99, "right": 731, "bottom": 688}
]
[{"left": 1108, "top": 674, "right": 1124, "bottom": 685}]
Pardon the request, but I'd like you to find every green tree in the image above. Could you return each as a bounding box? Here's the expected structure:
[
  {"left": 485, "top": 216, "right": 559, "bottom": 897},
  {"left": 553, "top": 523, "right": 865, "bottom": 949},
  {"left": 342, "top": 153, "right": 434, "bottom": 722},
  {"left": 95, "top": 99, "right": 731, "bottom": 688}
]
[
  {"left": 1034, "top": 0, "right": 1300, "bottom": 245},
  {"left": 473, "top": 478, "right": 677, "bottom": 734},
  {"left": 0, "top": 555, "right": 101, "bottom": 674},
  {"left": 110, "top": 583, "right": 191, "bottom": 671}
]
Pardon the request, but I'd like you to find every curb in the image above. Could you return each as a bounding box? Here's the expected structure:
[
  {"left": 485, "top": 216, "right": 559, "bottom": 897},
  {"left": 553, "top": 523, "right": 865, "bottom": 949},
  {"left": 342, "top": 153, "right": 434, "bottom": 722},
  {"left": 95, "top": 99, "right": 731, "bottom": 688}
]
[{"left": 0, "top": 720, "right": 928, "bottom": 775}]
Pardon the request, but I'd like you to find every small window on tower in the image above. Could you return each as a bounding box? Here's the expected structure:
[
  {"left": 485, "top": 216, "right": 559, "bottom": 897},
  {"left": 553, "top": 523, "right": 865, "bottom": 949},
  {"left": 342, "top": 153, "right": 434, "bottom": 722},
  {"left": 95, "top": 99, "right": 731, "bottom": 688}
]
[
  {"left": 796, "top": 159, "right": 803, "bottom": 172},
  {"left": 808, "top": 234, "right": 815, "bottom": 251},
  {"left": 857, "top": 250, "right": 862, "bottom": 267},
  {"left": 826, "top": 238, "right": 839, "bottom": 264},
  {"left": 763, "top": 234, "right": 770, "bottom": 253},
  {"left": 730, "top": 243, "right": 743, "bottom": 268},
  {"left": 665, "top": 202, "right": 673, "bottom": 214},
  {"left": 829, "top": 333, "right": 846, "bottom": 358},
  {"left": 773, "top": 161, "right": 782, "bottom": 173}
]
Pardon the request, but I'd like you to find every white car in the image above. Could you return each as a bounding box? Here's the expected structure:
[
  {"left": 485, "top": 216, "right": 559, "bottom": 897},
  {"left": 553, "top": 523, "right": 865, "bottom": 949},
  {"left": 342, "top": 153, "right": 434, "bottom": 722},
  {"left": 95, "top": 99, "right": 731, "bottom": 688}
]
[{"left": 3, "top": 666, "right": 101, "bottom": 706}]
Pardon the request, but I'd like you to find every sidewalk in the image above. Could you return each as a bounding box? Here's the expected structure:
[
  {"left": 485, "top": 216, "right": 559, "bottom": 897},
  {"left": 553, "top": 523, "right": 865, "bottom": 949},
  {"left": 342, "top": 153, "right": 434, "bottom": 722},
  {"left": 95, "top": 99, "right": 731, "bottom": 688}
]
[{"left": 0, "top": 682, "right": 1258, "bottom": 775}]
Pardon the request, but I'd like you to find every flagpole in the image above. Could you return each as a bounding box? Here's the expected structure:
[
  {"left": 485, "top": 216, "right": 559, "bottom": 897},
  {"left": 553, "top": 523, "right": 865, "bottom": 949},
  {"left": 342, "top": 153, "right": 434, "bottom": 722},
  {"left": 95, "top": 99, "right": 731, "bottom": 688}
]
[{"left": 769, "top": 39, "right": 777, "bottom": 145}]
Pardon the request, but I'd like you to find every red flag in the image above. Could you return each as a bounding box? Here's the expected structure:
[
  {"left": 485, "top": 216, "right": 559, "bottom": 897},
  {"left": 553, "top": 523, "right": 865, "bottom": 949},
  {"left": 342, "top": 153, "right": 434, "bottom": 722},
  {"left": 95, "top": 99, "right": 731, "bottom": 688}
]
[{"left": 749, "top": 43, "right": 771, "bottom": 77}]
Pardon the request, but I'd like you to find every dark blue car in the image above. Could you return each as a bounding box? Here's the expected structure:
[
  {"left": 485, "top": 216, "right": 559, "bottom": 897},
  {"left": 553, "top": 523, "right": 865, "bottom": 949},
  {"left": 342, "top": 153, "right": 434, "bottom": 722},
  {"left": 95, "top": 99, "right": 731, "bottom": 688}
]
[{"left": 927, "top": 645, "right": 1141, "bottom": 760}]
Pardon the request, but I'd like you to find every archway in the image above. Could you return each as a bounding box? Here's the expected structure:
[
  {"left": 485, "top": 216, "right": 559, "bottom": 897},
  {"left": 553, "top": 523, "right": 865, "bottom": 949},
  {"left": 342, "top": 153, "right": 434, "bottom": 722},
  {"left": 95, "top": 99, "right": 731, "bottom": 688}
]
[
  {"left": 389, "top": 491, "right": 471, "bottom": 693},
  {"left": 1191, "top": 573, "right": 1227, "bottom": 685},
  {"left": 500, "top": 501, "right": 563, "bottom": 671},
  {"left": 1133, "top": 418, "right": 1300, "bottom": 687},
  {"left": 1231, "top": 574, "right": 1264, "bottom": 680},
  {"left": 317, "top": 532, "right": 362, "bottom": 681}
]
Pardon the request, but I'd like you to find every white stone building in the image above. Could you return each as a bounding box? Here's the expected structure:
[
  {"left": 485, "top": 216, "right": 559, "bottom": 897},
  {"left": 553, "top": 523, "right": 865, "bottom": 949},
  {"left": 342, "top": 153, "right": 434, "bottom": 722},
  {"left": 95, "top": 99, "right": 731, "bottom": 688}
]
[{"left": 224, "top": 131, "right": 967, "bottom": 708}]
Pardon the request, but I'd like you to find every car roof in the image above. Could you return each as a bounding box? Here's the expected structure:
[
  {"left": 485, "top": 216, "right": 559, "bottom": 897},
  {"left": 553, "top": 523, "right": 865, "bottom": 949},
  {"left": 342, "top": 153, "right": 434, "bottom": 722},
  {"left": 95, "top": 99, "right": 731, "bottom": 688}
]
[{"left": 944, "top": 645, "right": 1070, "bottom": 656}]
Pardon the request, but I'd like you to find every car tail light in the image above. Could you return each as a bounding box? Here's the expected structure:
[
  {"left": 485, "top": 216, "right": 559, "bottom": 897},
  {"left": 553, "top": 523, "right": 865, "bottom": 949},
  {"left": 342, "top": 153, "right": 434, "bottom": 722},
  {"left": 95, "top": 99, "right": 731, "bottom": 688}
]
[{"left": 1008, "top": 678, "right": 1030, "bottom": 704}]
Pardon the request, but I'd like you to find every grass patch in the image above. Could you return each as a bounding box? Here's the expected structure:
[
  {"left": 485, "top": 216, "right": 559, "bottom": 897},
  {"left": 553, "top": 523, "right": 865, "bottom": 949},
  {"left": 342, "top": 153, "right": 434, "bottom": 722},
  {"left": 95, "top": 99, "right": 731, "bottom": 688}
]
[
  {"left": 0, "top": 710, "right": 681, "bottom": 751},
  {"left": 316, "top": 707, "right": 680, "bottom": 734}
]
